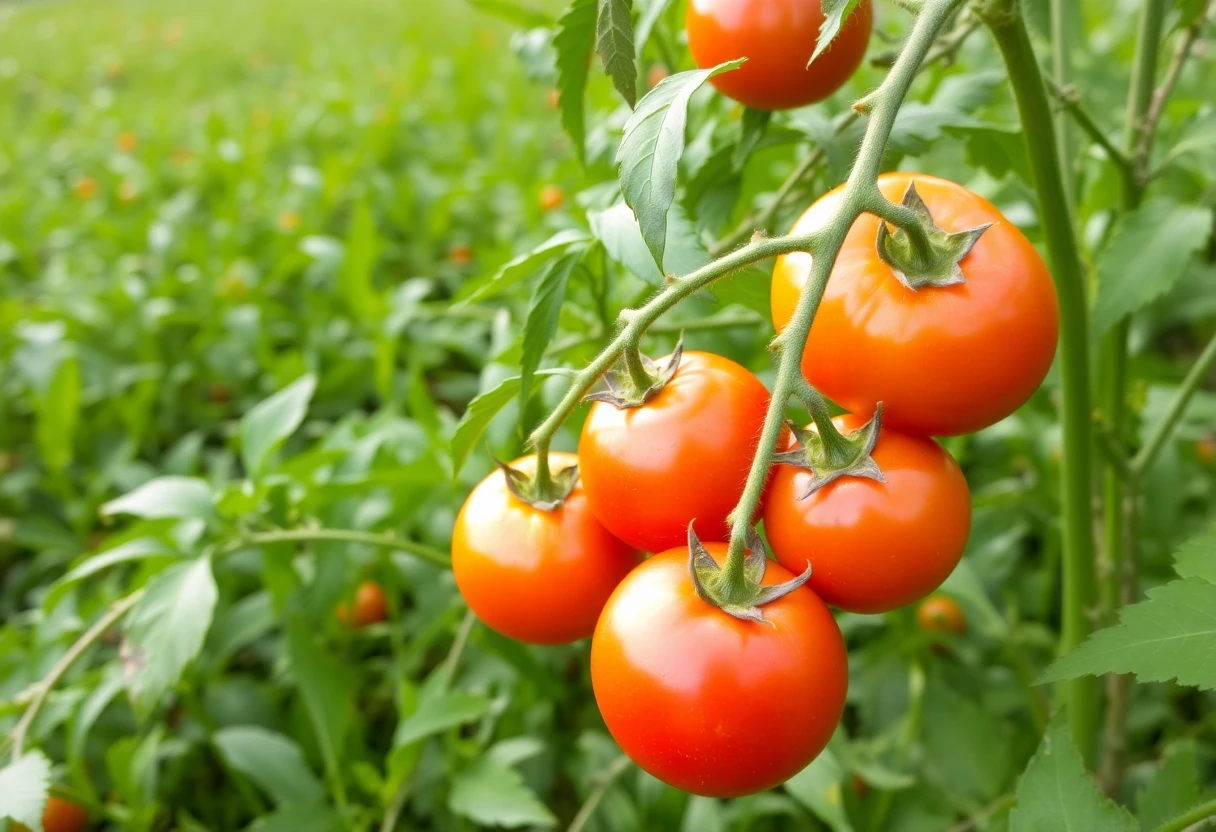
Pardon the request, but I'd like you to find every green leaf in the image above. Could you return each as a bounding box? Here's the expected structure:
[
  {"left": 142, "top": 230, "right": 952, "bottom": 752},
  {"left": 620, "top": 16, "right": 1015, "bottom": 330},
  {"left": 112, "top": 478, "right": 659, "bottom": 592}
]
[
  {"left": 0, "top": 751, "right": 51, "bottom": 831},
  {"left": 664, "top": 200, "right": 710, "bottom": 278},
  {"left": 449, "top": 755, "right": 557, "bottom": 828},
  {"left": 596, "top": 0, "right": 636, "bottom": 107},
  {"left": 240, "top": 374, "right": 317, "bottom": 480},
  {"left": 46, "top": 538, "right": 179, "bottom": 609},
  {"left": 1090, "top": 199, "right": 1210, "bottom": 341},
  {"left": 617, "top": 60, "right": 744, "bottom": 268},
  {"left": 213, "top": 726, "right": 325, "bottom": 807},
  {"left": 123, "top": 556, "right": 219, "bottom": 715},
  {"left": 1038, "top": 577, "right": 1216, "bottom": 689},
  {"left": 68, "top": 668, "right": 126, "bottom": 790},
  {"left": 634, "top": 0, "right": 672, "bottom": 56},
  {"left": 1136, "top": 740, "right": 1200, "bottom": 831},
  {"left": 339, "top": 199, "right": 381, "bottom": 320},
  {"left": 457, "top": 229, "right": 592, "bottom": 303},
  {"left": 247, "top": 804, "right": 343, "bottom": 832},
  {"left": 450, "top": 369, "right": 568, "bottom": 477},
  {"left": 784, "top": 749, "right": 853, "bottom": 832},
  {"left": 35, "top": 354, "right": 80, "bottom": 475},
  {"left": 285, "top": 612, "right": 354, "bottom": 789},
  {"left": 920, "top": 679, "right": 1013, "bottom": 803},
  {"left": 733, "top": 108, "right": 771, "bottom": 171},
  {"left": 589, "top": 201, "right": 663, "bottom": 283},
  {"left": 1009, "top": 713, "right": 1137, "bottom": 832},
  {"left": 520, "top": 247, "right": 585, "bottom": 407},
  {"left": 811, "top": 0, "right": 863, "bottom": 65},
  {"left": 101, "top": 476, "right": 215, "bottom": 521},
  {"left": 467, "top": 0, "right": 554, "bottom": 27},
  {"left": 1172, "top": 529, "right": 1216, "bottom": 585},
  {"left": 393, "top": 690, "right": 492, "bottom": 748},
  {"left": 708, "top": 267, "right": 771, "bottom": 317},
  {"left": 554, "top": 0, "right": 596, "bottom": 163}
]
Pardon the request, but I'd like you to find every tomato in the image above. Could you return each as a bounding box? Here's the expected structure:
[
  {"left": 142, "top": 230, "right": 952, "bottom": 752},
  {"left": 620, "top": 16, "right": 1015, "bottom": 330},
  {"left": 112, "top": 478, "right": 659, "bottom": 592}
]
[
  {"left": 337, "top": 581, "right": 389, "bottom": 628},
  {"left": 917, "top": 595, "right": 966, "bottom": 635},
  {"left": 452, "top": 453, "right": 641, "bottom": 644},
  {"left": 448, "top": 243, "right": 473, "bottom": 266},
  {"left": 539, "top": 184, "right": 564, "bottom": 211},
  {"left": 591, "top": 546, "right": 848, "bottom": 797},
  {"left": 763, "top": 414, "right": 971, "bottom": 614},
  {"left": 73, "top": 176, "right": 97, "bottom": 200},
  {"left": 772, "top": 173, "right": 1060, "bottom": 437},
  {"left": 686, "top": 0, "right": 872, "bottom": 111},
  {"left": 37, "top": 797, "right": 88, "bottom": 832},
  {"left": 1197, "top": 436, "right": 1216, "bottom": 466},
  {"left": 647, "top": 64, "right": 670, "bottom": 90},
  {"left": 579, "top": 351, "right": 772, "bottom": 554}
]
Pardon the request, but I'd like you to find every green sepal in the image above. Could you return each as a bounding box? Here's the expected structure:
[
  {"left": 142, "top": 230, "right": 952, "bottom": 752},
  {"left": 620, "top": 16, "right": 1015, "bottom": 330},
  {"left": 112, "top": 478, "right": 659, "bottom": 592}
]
[
  {"left": 583, "top": 337, "right": 683, "bottom": 409},
  {"left": 497, "top": 457, "right": 580, "bottom": 511},
  {"left": 773, "top": 403, "right": 886, "bottom": 498},
  {"left": 875, "top": 181, "right": 993, "bottom": 290},
  {"left": 687, "top": 524, "right": 812, "bottom": 625}
]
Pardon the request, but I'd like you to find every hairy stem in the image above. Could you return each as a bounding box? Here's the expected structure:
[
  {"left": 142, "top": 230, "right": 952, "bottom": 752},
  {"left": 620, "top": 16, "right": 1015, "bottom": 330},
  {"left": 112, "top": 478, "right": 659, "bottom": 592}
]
[
  {"left": 1151, "top": 798, "right": 1216, "bottom": 832},
  {"left": 981, "top": 4, "right": 1099, "bottom": 763}
]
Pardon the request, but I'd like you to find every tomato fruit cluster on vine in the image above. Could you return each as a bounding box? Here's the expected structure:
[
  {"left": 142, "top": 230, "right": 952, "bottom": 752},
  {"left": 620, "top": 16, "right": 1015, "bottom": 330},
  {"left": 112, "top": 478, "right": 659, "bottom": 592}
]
[{"left": 451, "top": 0, "right": 1060, "bottom": 800}]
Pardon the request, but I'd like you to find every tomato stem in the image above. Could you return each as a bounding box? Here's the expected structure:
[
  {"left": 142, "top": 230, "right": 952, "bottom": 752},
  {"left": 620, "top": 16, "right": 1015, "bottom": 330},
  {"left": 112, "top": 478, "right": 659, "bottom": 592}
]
[{"left": 622, "top": 339, "right": 656, "bottom": 392}]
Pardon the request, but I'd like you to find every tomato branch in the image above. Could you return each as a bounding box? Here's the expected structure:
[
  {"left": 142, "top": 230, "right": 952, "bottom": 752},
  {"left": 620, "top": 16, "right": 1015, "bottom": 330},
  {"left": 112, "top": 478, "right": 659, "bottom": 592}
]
[
  {"left": 566, "top": 754, "right": 633, "bottom": 832},
  {"left": 1044, "top": 80, "right": 1135, "bottom": 180},
  {"left": 1151, "top": 798, "right": 1216, "bottom": 832},
  {"left": 1132, "top": 329, "right": 1216, "bottom": 477},
  {"left": 215, "top": 527, "right": 451, "bottom": 568}
]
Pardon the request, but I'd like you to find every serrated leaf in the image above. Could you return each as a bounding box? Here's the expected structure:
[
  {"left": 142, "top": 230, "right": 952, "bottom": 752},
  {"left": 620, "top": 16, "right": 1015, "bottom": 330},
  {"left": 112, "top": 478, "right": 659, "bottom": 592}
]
[
  {"left": 240, "top": 374, "right": 317, "bottom": 480},
  {"left": 1009, "top": 714, "right": 1137, "bottom": 832},
  {"left": 634, "top": 0, "right": 672, "bottom": 56},
  {"left": 554, "top": 0, "right": 596, "bottom": 162},
  {"left": 1172, "top": 529, "right": 1216, "bottom": 585},
  {"left": 617, "top": 60, "right": 744, "bottom": 268},
  {"left": 1136, "top": 740, "right": 1200, "bottom": 831},
  {"left": 0, "top": 752, "right": 51, "bottom": 831},
  {"left": 123, "top": 556, "right": 218, "bottom": 715},
  {"left": 393, "top": 691, "right": 492, "bottom": 748},
  {"left": 1038, "top": 577, "right": 1216, "bottom": 689},
  {"left": 784, "top": 750, "right": 853, "bottom": 832},
  {"left": 1091, "top": 200, "right": 1210, "bottom": 341},
  {"left": 449, "top": 756, "right": 557, "bottom": 828},
  {"left": 457, "top": 229, "right": 592, "bottom": 303},
  {"left": 811, "top": 0, "right": 863, "bottom": 65},
  {"left": 101, "top": 476, "right": 215, "bottom": 521},
  {"left": 521, "top": 247, "right": 585, "bottom": 407},
  {"left": 285, "top": 612, "right": 354, "bottom": 791},
  {"left": 467, "top": 0, "right": 553, "bottom": 27},
  {"left": 596, "top": 0, "right": 636, "bottom": 107},
  {"left": 214, "top": 726, "right": 324, "bottom": 807},
  {"left": 450, "top": 369, "right": 568, "bottom": 477}
]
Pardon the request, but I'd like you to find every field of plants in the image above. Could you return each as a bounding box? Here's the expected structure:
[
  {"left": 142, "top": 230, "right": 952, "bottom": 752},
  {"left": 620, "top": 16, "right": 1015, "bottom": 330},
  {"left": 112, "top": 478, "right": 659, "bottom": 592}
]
[{"left": 1, "top": 0, "right": 1215, "bottom": 829}]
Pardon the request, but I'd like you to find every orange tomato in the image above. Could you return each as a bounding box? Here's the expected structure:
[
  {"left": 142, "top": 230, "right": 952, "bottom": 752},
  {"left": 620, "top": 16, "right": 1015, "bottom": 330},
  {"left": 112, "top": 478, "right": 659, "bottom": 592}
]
[
  {"left": 1197, "top": 436, "right": 1216, "bottom": 466},
  {"left": 647, "top": 64, "right": 670, "bottom": 90},
  {"left": 772, "top": 173, "right": 1060, "bottom": 436},
  {"left": 917, "top": 595, "right": 967, "bottom": 635},
  {"left": 687, "top": 0, "right": 872, "bottom": 111},
  {"left": 337, "top": 581, "right": 389, "bottom": 628},
  {"left": 73, "top": 177, "right": 97, "bottom": 200},
  {"left": 116, "top": 131, "right": 138, "bottom": 153},
  {"left": 539, "top": 184, "right": 564, "bottom": 211},
  {"left": 449, "top": 244, "right": 473, "bottom": 266},
  {"left": 276, "top": 211, "right": 300, "bottom": 232},
  {"left": 36, "top": 796, "right": 88, "bottom": 832},
  {"left": 763, "top": 414, "right": 971, "bottom": 613},
  {"left": 452, "top": 453, "right": 641, "bottom": 644}
]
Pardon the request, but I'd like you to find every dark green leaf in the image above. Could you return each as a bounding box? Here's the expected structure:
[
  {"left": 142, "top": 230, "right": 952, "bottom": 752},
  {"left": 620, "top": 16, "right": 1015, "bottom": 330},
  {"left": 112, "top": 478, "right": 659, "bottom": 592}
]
[
  {"left": 214, "top": 727, "right": 324, "bottom": 807},
  {"left": 596, "top": 0, "right": 636, "bottom": 107},
  {"left": 449, "top": 755, "right": 557, "bottom": 828},
  {"left": 921, "top": 679, "right": 1013, "bottom": 803},
  {"left": 393, "top": 691, "right": 492, "bottom": 748},
  {"left": 240, "top": 374, "right": 317, "bottom": 480},
  {"left": 1136, "top": 740, "right": 1200, "bottom": 831},
  {"left": 285, "top": 612, "right": 354, "bottom": 787},
  {"left": 811, "top": 0, "right": 863, "bottom": 65},
  {"left": 554, "top": 0, "right": 596, "bottom": 162},
  {"left": 450, "top": 369, "right": 568, "bottom": 476},
  {"left": 0, "top": 752, "right": 51, "bottom": 830},
  {"left": 521, "top": 246, "right": 585, "bottom": 406},
  {"left": 783, "top": 749, "right": 853, "bottom": 832},
  {"left": 733, "top": 108, "right": 772, "bottom": 172}
]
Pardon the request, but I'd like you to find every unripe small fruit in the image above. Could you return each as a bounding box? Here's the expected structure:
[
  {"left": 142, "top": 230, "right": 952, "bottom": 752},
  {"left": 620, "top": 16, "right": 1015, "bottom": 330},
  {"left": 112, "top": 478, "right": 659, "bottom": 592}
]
[
  {"left": 73, "top": 176, "right": 97, "bottom": 200},
  {"left": 917, "top": 595, "right": 966, "bottom": 635},
  {"left": 116, "top": 131, "right": 138, "bottom": 153},
  {"left": 539, "top": 185, "right": 564, "bottom": 212},
  {"left": 647, "top": 64, "right": 670, "bottom": 90},
  {"left": 337, "top": 581, "right": 389, "bottom": 628},
  {"left": 449, "top": 244, "right": 473, "bottom": 266}
]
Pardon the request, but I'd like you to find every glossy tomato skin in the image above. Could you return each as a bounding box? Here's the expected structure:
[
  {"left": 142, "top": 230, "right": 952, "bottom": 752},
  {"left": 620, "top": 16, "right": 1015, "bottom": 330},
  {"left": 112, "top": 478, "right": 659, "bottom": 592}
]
[
  {"left": 337, "top": 581, "right": 389, "bottom": 628},
  {"left": 772, "top": 173, "right": 1060, "bottom": 437},
  {"left": 763, "top": 415, "right": 971, "bottom": 614},
  {"left": 918, "top": 595, "right": 967, "bottom": 634},
  {"left": 592, "top": 546, "right": 848, "bottom": 797},
  {"left": 579, "top": 351, "right": 771, "bottom": 554},
  {"left": 452, "top": 453, "right": 641, "bottom": 644},
  {"left": 687, "top": 0, "right": 872, "bottom": 111}
]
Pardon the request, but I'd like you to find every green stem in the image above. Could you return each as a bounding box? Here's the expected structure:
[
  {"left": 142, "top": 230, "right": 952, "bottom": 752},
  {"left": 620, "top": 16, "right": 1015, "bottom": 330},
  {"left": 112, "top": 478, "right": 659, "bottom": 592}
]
[
  {"left": 721, "top": 0, "right": 965, "bottom": 584},
  {"left": 981, "top": 4, "right": 1098, "bottom": 763},
  {"left": 1151, "top": 798, "right": 1216, "bottom": 832},
  {"left": 1050, "top": 0, "right": 1078, "bottom": 205},
  {"left": 566, "top": 755, "right": 633, "bottom": 832},
  {"left": 217, "top": 528, "right": 450, "bottom": 568},
  {"left": 622, "top": 340, "right": 655, "bottom": 392},
  {"left": 1124, "top": 0, "right": 1169, "bottom": 194},
  {"left": 1044, "top": 79, "right": 1136, "bottom": 179},
  {"left": 1133, "top": 329, "right": 1216, "bottom": 476}
]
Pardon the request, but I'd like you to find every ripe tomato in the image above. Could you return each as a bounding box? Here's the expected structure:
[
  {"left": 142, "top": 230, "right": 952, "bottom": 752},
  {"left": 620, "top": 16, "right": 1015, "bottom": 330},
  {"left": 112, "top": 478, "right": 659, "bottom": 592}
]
[
  {"left": 452, "top": 453, "right": 641, "bottom": 644},
  {"left": 591, "top": 546, "right": 848, "bottom": 797},
  {"left": 763, "top": 414, "right": 971, "bottom": 614},
  {"left": 578, "top": 351, "right": 771, "bottom": 553},
  {"left": 686, "top": 0, "right": 872, "bottom": 111},
  {"left": 772, "top": 173, "right": 1060, "bottom": 436},
  {"left": 337, "top": 581, "right": 389, "bottom": 628},
  {"left": 917, "top": 595, "right": 966, "bottom": 635},
  {"left": 539, "top": 184, "right": 564, "bottom": 211},
  {"left": 41, "top": 797, "right": 88, "bottom": 832}
]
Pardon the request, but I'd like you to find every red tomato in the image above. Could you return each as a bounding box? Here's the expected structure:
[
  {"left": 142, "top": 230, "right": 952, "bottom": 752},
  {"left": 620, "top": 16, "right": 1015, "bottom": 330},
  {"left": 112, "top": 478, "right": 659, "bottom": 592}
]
[
  {"left": 591, "top": 546, "right": 848, "bottom": 797},
  {"left": 42, "top": 797, "right": 89, "bottom": 832},
  {"left": 772, "top": 173, "right": 1060, "bottom": 437},
  {"left": 337, "top": 581, "right": 389, "bottom": 628},
  {"left": 578, "top": 351, "right": 772, "bottom": 553},
  {"left": 686, "top": 0, "right": 872, "bottom": 111},
  {"left": 763, "top": 414, "right": 971, "bottom": 613},
  {"left": 917, "top": 595, "right": 967, "bottom": 634},
  {"left": 452, "top": 453, "right": 641, "bottom": 644}
]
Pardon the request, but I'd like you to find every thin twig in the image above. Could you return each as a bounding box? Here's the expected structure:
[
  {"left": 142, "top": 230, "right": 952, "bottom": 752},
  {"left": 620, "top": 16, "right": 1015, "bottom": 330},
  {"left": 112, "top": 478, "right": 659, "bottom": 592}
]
[
  {"left": 1092, "top": 416, "right": 1135, "bottom": 482},
  {"left": 1151, "top": 797, "right": 1216, "bottom": 832},
  {"left": 216, "top": 527, "right": 450, "bottom": 568},
  {"left": 1045, "top": 79, "right": 1136, "bottom": 178},
  {"left": 566, "top": 755, "right": 633, "bottom": 832},
  {"left": 1133, "top": 329, "right": 1216, "bottom": 476},
  {"left": 945, "top": 794, "right": 1015, "bottom": 832}
]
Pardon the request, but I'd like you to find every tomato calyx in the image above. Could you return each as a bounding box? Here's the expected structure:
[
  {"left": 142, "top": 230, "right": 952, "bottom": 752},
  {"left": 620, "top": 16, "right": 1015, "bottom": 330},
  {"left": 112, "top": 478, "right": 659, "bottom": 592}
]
[
  {"left": 875, "top": 181, "right": 992, "bottom": 290},
  {"left": 584, "top": 339, "right": 683, "bottom": 409},
  {"left": 687, "top": 525, "right": 812, "bottom": 624},
  {"left": 775, "top": 394, "right": 886, "bottom": 497},
  {"left": 497, "top": 457, "right": 580, "bottom": 511}
]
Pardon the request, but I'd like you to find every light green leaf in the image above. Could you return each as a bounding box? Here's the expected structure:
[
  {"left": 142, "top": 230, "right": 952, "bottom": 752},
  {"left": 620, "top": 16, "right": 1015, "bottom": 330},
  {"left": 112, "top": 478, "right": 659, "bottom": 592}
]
[
  {"left": 920, "top": 679, "right": 1013, "bottom": 803},
  {"left": 634, "top": 0, "right": 672, "bottom": 56},
  {"left": 123, "top": 556, "right": 219, "bottom": 715},
  {"left": 784, "top": 750, "right": 853, "bottom": 832},
  {"left": 214, "top": 726, "right": 324, "bottom": 807},
  {"left": 240, "top": 374, "right": 317, "bottom": 479},
  {"left": 450, "top": 369, "right": 568, "bottom": 477},
  {"left": 1038, "top": 577, "right": 1216, "bottom": 689},
  {"left": 520, "top": 246, "right": 585, "bottom": 407},
  {"left": 596, "top": 0, "right": 636, "bottom": 107},
  {"left": 339, "top": 199, "right": 381, "bottom": 320},
  {"left": 0, "top": 751, "right": 51, "bottom": 831},
  {"left": 247, "top": 804, "right": 343, "bottom": 832},
  {"left": 589, "top": 201, "right": 663, "bottom": 283},
  {"left": 101, "top": 476, "right": 214, "bottom": 521},
  {"left": 1091, "top": 200, "right": 1210, "bottom": 341},
  {"left": 285, "top": 612, "right": 354, "bottom": 789},
  {"left": 35, "top": 354, "right": 80, "bottom": 475},
  {"left": 1009, "top": 714, "right": 1137, "bottom": 832},
  {"left": 1136, "top": 740, "right": 1200, "bottom": 831},
  {"left": 393, "top": 691, "right": 492, "bottom": 748},
  {"left": 617, "top": 61, "right": 744, "bottom": 268},
  {"left": 456, "top": 229, "right": 592, "bottom": 303},
  {"left": 811, "top": 0, "right": 863, "bottom": 65},
  {"left": 554, "top": 0, "right": 596, "bottom": 163},
  {"left": 1172, "top": 529, "right": 1216, "bottom": 585},
  {"left": 467, "top": 0, "right": 553, "bottom": 27},
  {"left": 708, "top": 267, "right": 772, "bottom": 317},
  {"left": 449, "top": 755, "right": 557, "bottom": 828},
  {"left": 48, "top": 538, "right": 179, "bottom": 609}
]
